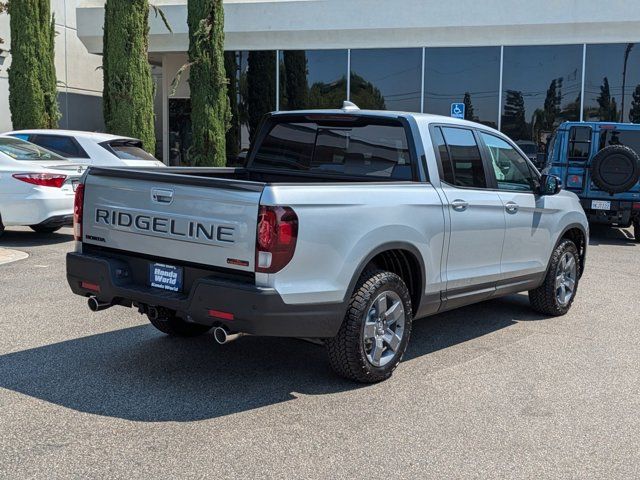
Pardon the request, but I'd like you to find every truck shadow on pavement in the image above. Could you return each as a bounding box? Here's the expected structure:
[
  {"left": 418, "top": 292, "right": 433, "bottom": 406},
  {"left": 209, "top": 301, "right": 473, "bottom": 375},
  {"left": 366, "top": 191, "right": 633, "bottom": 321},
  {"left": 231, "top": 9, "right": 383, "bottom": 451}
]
[{"left": 0, "top": 295, "right": 542, "bottom": 422}]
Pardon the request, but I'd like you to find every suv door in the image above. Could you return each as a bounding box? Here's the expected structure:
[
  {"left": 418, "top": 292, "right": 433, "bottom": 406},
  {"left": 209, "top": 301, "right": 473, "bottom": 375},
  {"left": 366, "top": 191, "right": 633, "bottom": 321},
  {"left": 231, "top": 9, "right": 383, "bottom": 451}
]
[
  {"left": 432, "top": 126, "right": 506, "bottom": 307},
  {"left": 479, "top": 131, "right": 554, "bottom": 283}
]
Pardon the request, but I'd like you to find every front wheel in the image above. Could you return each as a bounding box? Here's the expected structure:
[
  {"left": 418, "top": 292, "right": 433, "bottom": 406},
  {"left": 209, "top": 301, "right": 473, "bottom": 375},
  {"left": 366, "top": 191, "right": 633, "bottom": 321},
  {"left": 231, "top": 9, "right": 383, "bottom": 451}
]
[
  {"left": 30, "top": 225, "right": 62, "bottom": 234},
  {"left": 529, "top": 239, "right": 580, "bottom": 316},
  {"left": 326, "top": 270, "right": 413, "bottom": 383}
]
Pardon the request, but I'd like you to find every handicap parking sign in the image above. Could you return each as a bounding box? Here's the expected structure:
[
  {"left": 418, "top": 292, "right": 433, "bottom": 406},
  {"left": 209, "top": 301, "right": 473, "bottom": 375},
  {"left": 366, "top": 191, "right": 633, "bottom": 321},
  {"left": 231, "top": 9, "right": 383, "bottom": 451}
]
[{"left": 451, "top": 103, "right": 465, "bottom": 119}]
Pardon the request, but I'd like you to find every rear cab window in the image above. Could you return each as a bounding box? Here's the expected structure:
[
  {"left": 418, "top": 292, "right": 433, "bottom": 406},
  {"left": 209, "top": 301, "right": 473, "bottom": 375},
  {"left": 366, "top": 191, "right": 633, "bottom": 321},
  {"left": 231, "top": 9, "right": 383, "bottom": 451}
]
[{"left": 250, "top": 116, "right": 416, "bottom": 181}]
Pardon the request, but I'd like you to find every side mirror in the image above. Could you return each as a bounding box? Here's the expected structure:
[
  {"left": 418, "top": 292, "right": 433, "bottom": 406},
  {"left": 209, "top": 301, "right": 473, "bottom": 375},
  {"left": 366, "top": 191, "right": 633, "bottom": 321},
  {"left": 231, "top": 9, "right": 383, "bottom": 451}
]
[{"left": 540, "top": 174, "right": 562, "bottom": 196}]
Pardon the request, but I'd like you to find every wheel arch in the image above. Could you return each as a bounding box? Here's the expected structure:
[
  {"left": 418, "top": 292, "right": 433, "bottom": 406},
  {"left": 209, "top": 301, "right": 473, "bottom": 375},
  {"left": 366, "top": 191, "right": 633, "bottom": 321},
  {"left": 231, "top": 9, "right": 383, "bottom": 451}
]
[
  {"left": 344, "top": 242, "right": 427, "bottom": 315},
  {"left": 554, "top": 223, "right": 588, "bottom": 278}
]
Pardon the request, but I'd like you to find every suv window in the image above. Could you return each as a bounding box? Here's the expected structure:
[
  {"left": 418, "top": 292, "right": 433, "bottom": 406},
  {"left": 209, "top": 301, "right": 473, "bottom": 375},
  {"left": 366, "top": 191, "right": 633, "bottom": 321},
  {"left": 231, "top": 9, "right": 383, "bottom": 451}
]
[
  {"left": 30, "top": 134, "right": 88, "bottom": 158},
  {"left": 439, "top": 127, "right": 487, "bottom": 188},
  {"left": 252, "top": 118, "right": 414, "bottom": 180},
  {"left": 480, "top": 132, "right": 536, "bottom": 191},
  {"left": 599, "top": 129, "right": 640, "bottom": 156},
  {"left": 568, "top": 126, "right": 592, "bottom": 160}
]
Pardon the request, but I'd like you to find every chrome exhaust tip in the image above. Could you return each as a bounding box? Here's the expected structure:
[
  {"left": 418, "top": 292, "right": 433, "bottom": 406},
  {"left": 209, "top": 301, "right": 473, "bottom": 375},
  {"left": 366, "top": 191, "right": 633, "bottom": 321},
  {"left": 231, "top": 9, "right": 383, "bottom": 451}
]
[
  {"left": 213, "top": 326, "right": 243, "bottom": 345},
  {"left": 88, "top": 296, "right": 112, "bottom": 312}
]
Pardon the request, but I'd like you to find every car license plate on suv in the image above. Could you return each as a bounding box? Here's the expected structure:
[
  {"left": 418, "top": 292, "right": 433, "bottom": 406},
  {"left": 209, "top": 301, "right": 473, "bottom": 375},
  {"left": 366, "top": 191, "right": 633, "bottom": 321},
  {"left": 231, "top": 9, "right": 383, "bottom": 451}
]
[
  {"left": 591, "top": 200, "right": 611, "bottom": 211},
  {"left": 149, "top": 263, "right": 183, "bottom": 292}
]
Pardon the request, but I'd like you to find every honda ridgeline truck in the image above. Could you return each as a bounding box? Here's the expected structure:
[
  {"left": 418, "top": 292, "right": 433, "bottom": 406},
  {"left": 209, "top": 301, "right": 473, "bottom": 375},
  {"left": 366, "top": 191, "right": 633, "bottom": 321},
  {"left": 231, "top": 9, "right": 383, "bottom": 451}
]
[
  {"left": 67, "top": 104, "right": 588, "bottom": 383},
  {"left": 545, "top": 122, "right": 640, "bottom": 241}
]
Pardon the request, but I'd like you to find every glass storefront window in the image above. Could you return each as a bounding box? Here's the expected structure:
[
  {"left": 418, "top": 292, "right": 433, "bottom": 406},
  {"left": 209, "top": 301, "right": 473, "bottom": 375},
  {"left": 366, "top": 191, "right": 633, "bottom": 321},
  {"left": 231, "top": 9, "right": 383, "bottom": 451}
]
[
  {"left": 501, "top": 45, "right": 583, "bottom": 160},
  {"left": 584, "top": 43, "right": 640, "bottom": 123},
  {"left": 424, "top": 47, "right": 500, "bottom": 128},
  {"left": 225, "top": 50, "right": 277, "bottom": 163},
  {"left": 350, "top": 48, "right": 423, "bottom": 112},
  {"left": 279, "top": 50, "right": 348, "bottom": 111},
  {"left": 168, "top": 98, "right": 192, "bottom": 166}
]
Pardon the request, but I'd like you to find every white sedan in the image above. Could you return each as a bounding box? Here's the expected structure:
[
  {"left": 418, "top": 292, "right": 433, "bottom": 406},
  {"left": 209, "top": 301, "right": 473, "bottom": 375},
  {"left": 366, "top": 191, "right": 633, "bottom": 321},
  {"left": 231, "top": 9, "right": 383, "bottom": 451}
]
[
  {"left": 6, "top": 129, "right": 165, "bottom": 167},
  {"left": 0, "top": 136, "right": 85, "bottom": 236}
]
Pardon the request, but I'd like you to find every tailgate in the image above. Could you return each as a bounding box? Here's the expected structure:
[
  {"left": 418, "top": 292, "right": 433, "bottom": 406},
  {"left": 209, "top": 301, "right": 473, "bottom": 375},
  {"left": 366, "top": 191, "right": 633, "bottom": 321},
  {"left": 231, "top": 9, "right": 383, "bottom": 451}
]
[{"left": 82, "top": 169, "right": 264, "bottom": 272}]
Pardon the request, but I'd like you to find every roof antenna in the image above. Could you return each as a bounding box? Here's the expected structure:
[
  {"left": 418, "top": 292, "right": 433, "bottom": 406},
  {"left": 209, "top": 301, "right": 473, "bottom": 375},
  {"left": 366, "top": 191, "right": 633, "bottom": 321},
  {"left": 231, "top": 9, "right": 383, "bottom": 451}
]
[{"left": 342, "top": 101, "right": 360, "bottom": 111}]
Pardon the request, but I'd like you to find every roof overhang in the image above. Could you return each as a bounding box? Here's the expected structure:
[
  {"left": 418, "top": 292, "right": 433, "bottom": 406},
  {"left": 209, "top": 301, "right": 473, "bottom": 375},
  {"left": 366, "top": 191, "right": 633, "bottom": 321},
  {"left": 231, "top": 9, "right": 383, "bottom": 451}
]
[{"left": 77, "top": 0, "right": 640, "bottom": 54}]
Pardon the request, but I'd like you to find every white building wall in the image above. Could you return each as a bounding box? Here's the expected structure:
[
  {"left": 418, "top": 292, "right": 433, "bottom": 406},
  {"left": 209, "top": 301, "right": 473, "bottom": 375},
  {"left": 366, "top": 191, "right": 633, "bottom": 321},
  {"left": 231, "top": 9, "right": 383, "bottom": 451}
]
[
  {"left": 77, "top": 0, "right": 640, "bottom": 54},
  {"left": 0, "top": 0, "right": 103, "bottom": 133}
]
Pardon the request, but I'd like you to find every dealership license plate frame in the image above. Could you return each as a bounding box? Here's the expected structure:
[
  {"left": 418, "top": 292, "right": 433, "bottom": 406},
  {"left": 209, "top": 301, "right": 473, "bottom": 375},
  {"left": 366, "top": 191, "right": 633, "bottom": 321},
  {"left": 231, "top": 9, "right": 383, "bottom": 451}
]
[
  {"left": 591, "top": 200, "right": 611, "bottom": 211},
  {"left": 149, "top": 263, "right": 184, "bottom": 293}
]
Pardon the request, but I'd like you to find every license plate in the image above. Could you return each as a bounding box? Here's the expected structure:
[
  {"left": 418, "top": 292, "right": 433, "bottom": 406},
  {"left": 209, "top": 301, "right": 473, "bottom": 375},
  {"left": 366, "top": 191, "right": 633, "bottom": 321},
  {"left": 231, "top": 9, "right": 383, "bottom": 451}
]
[
  {"left": 149, "top": 263, "right": 183, "bottom": 292},
  {"left": 591, "top": 200, "right": 611, "bottom": 211}
]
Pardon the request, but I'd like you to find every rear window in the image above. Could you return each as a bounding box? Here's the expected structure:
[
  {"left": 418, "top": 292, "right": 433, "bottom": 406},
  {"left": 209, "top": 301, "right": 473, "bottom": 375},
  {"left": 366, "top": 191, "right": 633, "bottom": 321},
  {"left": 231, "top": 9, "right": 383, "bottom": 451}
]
[
  {"left": 599, "top": 129, "right": 640, "bottom": 156},
  {"left": 105, "top": 140, "right": 158, "bottom": 161},
  {"left": 0, "top": 137, "right": 66, "bottom": 162},
  {"left": 251, "top": 118, "right": 414, "bottom": 180},
  {"left": 568, "top": 126, "right": 592, "bottom": 160}
]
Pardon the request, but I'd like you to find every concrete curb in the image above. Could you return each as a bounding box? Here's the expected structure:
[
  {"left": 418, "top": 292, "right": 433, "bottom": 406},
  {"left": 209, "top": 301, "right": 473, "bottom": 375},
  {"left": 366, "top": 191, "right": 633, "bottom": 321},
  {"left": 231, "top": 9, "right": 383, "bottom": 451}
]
[{"left": 0, "top": 248, "right": 29, "bottom": 266}]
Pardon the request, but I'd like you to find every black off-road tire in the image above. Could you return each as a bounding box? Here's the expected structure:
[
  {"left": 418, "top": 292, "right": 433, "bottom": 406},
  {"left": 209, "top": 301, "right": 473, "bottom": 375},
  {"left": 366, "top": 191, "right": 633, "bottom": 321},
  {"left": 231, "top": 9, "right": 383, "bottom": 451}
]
[
  {"left": 590, "top": 145, "right": 640, "bottom": 194},
  {"left": 326, "top": 270, "right": 413, "bottom": 383},
  {"left": 529, "top": 239, "right": 580, "bottom": 316},
  {"left": 149, "top": 310, "right": 212, "bottom": 337},
  {"left": 634, "top": 219, "right": 640, "bottom": 243},
  {"left": 30, "top": 225, "right": 62, "bottom": 234}
]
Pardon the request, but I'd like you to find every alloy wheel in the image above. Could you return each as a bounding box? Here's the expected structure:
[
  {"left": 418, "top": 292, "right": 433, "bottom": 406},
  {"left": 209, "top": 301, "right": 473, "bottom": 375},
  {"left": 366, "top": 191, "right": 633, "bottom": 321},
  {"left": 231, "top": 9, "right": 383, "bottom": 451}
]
[{"left": 363, "top": 291, "right": 406, "bottom": 367}]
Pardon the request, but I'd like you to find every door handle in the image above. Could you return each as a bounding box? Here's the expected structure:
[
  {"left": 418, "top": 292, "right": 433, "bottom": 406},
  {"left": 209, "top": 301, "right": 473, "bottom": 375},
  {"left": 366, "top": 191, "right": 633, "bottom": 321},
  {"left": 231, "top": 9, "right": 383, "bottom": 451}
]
[
  {"left": 451, "top": 200, "right": 469, "bottom": 212},
  {"left": 505, "top": 202, "right": 519, "bottom": 214}
]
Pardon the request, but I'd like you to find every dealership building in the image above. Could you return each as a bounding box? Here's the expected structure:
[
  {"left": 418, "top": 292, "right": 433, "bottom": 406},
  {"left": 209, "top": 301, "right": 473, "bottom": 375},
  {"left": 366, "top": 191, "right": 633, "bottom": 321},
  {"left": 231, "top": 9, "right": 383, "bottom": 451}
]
[{"left": 3, "top": 1, "right": 640, "bottom": 164}]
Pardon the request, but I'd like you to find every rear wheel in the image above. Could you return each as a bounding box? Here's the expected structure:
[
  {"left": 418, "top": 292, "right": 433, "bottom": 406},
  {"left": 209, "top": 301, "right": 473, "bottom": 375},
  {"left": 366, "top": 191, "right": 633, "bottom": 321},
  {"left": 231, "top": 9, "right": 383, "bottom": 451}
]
[
  {"left": 326, "top": 270, "right": 413, "bottom": 383},
  {"left": 529, "top": 239, "right": 580, "bottom": 316},
  {"left": 634, "top": 218, "right": 640, "bottom": 243},
  {"left": 30, "top": 225, "right": 62, "bottom": 234},
  {"left": 148, "top": 308, "right": 212, "bottom": 337}
]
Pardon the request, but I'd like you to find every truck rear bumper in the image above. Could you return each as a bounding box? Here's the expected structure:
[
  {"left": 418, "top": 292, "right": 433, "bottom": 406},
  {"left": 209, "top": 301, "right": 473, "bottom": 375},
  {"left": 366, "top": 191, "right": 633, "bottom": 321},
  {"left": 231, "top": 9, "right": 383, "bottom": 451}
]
[
  {"left": 67, "top": 252, "right": 345, "bottom": 338},
  {"left": 580, "top": 198, "right": 639, "bottom": 226}
]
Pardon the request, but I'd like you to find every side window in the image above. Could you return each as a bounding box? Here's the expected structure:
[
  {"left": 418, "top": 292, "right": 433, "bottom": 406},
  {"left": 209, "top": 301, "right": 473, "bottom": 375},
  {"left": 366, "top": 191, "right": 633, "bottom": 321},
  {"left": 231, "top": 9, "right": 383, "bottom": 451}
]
[
  {"left": 440, "top": 127, "right": 487, "bottom": 188},
  {"left": 431, "top": 127, "right": 455, "bottom": 184},
  {"left": 480, "top": 132, "right": 536, "bottom": 192},
  {"left": 31, "top": 135, "right": 87, "bottom": 158},
  {"left": 568, "top": 126, "right": 592, "bottom": 161}
]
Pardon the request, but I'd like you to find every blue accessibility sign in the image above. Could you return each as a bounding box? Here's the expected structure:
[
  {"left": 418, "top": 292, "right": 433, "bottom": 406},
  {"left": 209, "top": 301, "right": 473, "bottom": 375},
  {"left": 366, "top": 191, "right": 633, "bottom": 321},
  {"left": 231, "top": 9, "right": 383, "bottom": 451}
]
[{"left": 451, "top": 102, "right": 465, "bottom": 119}]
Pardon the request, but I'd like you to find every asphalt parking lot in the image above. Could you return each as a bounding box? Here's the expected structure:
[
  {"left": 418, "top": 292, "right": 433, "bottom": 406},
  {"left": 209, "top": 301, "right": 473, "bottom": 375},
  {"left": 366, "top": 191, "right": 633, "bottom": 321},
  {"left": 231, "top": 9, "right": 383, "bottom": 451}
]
[{"left": 0, "top": 226, "right": 639, "bottom": 479}]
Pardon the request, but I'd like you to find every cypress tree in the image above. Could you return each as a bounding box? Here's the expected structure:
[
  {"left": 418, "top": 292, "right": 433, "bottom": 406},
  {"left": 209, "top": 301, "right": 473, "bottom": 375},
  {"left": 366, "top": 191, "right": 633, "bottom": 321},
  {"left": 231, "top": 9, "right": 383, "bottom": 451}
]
[
  {"left": 247, "top": 51, "right": 276, "bottom": 141},
  {"left": 103, "top": 0, "right": 155, "bottom": 153},
  {"left": 8, "top": 0, "right": 60, "bottom": 129},
  {"left": 187, "top": 0, "right": 230, "bottom": 166},
  {"left": 224, "top": 51, "right": 240, "bottom": 159},
  {"left": 282, "top": 51, "right": 308, "bottom": 110}
]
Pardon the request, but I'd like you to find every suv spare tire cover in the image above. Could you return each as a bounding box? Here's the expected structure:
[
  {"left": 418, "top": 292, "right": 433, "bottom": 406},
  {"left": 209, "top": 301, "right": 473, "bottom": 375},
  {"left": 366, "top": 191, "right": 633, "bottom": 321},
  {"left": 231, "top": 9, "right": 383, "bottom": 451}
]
[{"left": 590, "top": 144, "right": 640, "bottom": 194}]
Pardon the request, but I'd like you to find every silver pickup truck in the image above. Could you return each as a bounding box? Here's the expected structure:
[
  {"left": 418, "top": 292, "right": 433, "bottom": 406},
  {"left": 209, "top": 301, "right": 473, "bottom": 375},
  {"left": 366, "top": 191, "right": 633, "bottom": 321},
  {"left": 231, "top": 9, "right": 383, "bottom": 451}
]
[{"left": 67, "top": 105, "right": 588, "bottom": 383}]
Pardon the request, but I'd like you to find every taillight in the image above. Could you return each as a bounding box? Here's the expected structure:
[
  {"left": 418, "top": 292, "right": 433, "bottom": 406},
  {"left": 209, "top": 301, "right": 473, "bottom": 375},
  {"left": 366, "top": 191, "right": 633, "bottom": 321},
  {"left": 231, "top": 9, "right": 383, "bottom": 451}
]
[
  {"left": 255, "top": 205, "right": 298, "bottom": 274},
  {"left": 12, "top": 173, "right": 67, "bottom": 188},
  {"left": 74, "top": 183, "right": 85, "bottom": 241}
]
